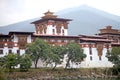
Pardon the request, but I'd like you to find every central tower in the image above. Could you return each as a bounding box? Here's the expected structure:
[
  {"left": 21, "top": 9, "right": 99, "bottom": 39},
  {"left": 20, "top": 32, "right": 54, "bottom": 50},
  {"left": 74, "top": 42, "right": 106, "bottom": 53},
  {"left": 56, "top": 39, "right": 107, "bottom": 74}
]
[{"left": 31, "top": 11, "right": 72, "bottom": 36}]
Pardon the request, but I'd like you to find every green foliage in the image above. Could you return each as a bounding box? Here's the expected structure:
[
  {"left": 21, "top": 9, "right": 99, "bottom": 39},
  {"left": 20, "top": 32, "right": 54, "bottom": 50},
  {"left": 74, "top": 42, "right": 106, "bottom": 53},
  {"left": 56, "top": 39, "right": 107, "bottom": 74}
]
[
  {"left": 0, "top": 57, "right": 7, "bottom": 80},
  {"left": 107, "top": 47, "right": 120, "bottom": 75},
  {"left": 19, "top": 54, "right": 32, "bottom": 71},
  {"left": 26, "top": 39, "right": 86, "bottom": 69},
  {"left": 107, "top": 47, "right": 120, "bottom": 67},
  {"left": 0, "top": 57, "right": 6, "bottom": 67},
  {"left": 0, "top": 53, "right": 32, "bottom": 72},
  {"left": 50, "top": 46, "right": 65, "bottom": 69},
  {"left": 0, "top": 39, "right": 86, "bottom": 71},
  {"left": 26, "top": 38, "right": 52, "bottom": 68},
  {"left": 5, "top": 54, "right": 18, "bottom": 71},
  {"left": 65, "top": 42, "right": 86, "bottom": 69}
]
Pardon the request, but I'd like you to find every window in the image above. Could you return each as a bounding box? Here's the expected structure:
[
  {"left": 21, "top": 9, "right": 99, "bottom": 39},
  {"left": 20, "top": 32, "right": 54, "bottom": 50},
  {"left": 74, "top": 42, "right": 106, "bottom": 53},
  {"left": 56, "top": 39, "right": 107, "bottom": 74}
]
[
  {"left": 90, "top": 56, "right": 92, "bottom": 61},
  {"left": 0, "top": 50, "right": 3, "bottom": 54},
  {"left": 99, "top": 56, "right": 102, "bottom": 61},
  {"left": 52, "top": 29, "right": 55, "bottom": 35},
  {"left": 19, "top": 37, "right": 27, "bottom": 42},
  {"left": 62, "top": 30, "right": 64, "bottom": 35},
  {"left": 9, "top": 50, "right": 12, "bottom": 54},
  {"left": 89, "top": 48, "right": 92, "bottom": 55},
  {"left": 17, "top": 50, "right": 20, "bottom": 55},
  {"left": 89, "top": 44, "right": 92, "bottom": 55}
]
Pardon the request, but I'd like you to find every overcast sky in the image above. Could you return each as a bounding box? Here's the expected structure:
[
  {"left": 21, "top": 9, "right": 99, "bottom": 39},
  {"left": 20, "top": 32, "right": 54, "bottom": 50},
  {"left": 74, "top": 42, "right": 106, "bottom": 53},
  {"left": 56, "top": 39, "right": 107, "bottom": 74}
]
[{"left": 0, "top": 0, "right": 120, "bottom": 26}]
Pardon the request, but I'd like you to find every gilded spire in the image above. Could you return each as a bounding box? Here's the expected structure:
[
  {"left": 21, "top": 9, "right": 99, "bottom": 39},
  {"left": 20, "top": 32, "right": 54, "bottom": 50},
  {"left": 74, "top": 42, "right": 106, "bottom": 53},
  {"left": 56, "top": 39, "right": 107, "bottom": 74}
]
[
  {"left": 44, "top": 10, "right": 54, "bottom": 16},
  {"left": 42, "top": 10, "right": 57, "bottom": 19}
]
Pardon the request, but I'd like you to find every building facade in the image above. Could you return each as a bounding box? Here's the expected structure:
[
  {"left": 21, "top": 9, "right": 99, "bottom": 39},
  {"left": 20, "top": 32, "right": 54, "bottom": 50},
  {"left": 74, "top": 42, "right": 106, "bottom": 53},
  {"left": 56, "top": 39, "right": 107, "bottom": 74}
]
[
  {"left": 0, "top": 11, "right": 120, "bottom": 68},
  {"left": 97, "top": 25, "right": 120, "bottom": 46}
]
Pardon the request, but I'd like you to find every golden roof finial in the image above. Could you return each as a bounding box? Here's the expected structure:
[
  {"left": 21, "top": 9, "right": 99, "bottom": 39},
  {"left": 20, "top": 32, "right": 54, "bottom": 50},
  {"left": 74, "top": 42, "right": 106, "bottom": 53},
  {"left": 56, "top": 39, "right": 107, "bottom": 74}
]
[
  {"left": 44, "top": 10, "right": 54, "bottom": 16},
  {"left": 42, "top": 10, "right": 57, "bottom": 19}
]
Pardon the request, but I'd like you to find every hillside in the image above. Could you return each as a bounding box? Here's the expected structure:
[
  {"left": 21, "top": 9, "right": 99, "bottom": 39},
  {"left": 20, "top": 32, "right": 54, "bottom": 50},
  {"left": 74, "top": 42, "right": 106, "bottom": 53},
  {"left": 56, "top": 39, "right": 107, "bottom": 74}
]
[
  {"left": 57, "top": 5, "right": 120, "bottom": 35},
  {"left": 0, "top": 5, "right": 120, "bottom": 35}
]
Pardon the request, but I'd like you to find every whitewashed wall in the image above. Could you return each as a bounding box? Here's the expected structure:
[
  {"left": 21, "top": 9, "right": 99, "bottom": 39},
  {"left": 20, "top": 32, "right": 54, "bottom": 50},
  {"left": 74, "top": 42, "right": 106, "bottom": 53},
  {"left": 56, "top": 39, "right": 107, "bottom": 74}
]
[{"left": 79, "top": 47, "right": 113, "bottom": 68}]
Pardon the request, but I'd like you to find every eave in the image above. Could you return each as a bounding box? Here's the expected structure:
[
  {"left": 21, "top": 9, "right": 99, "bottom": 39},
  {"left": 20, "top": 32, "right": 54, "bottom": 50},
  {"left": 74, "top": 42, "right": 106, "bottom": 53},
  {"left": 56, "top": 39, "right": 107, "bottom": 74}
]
[
  {"left": 31, "top": 18, "right": 72, "bottom": 24},
  {"left": 9, "top": 31, "right": 34, "bottom": 35}
]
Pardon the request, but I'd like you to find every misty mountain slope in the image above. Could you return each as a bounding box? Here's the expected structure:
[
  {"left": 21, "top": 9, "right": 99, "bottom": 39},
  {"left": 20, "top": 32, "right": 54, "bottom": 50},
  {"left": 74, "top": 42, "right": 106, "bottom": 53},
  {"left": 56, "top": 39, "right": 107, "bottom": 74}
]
[
  {"left": 59, "top": 9, "right": 120, "bottom": 35},
  {"left": 58, "top": 5, "right": 120, "bottom": 22},
  {"left": 0, "top": 19, "right": 36, "bottom": 34},
  {"left": 0, "top": 5, "right": 120, "bottom": 35},
  {"left": 57, "top": 5, "right": 120, "bottom": 35}
]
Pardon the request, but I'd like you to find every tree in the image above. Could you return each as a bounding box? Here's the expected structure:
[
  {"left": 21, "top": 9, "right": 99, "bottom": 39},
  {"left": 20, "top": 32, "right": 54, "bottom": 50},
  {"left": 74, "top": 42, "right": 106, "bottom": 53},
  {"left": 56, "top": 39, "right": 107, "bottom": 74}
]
[
  {"left": 19, "top": 54, "right": 32, "bottom": 71},
  {"left": 0, "top": 57, "right": 6, "bottom": 67},
  {"left": 26, "top": 38, "right": 52, "bottom": 68},
  {"left": 64, "top": 42, "right": 86, "bottom": 69},
  {"left": 5, "top": 54, "right": 18, "bottom": 71},
  {"left": 50, "top": 45, "right": 65, "bottom": 70},
  {"left": 0, "top": 53, "right": 32, "bottom": 72},
  {"left": 106, "top": 47, "right": 120, "bottom": 74}
]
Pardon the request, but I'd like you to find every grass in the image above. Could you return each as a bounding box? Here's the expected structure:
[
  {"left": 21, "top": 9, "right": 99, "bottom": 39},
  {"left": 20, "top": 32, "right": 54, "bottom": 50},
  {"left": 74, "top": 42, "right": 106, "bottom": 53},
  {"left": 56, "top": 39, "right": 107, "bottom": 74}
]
[
  {"left": 5, "top": 67, "right": 116, "bottom": 79},
  {"left": 0, "top": 67, "right": 7, "bottom": 80}
]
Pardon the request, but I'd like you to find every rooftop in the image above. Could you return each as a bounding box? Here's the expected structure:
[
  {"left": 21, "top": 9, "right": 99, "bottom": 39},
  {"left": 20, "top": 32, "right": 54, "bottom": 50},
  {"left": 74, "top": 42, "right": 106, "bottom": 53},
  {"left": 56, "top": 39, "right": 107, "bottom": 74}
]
[{"left": 31, "top": 10, "right": 72, "bottom": 24}]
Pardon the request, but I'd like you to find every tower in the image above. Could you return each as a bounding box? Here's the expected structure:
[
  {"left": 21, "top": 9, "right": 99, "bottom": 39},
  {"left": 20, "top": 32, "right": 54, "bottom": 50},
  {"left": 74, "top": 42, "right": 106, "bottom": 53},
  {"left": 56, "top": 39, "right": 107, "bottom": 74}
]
[{"left": 31, "top": 11, "right": 72, "bottom": 36}]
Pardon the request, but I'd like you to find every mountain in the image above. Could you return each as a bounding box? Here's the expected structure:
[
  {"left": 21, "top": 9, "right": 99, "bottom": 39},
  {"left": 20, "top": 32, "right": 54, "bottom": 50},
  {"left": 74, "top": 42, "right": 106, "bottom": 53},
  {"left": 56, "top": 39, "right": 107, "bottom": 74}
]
[
  {"left": 57, "top": 5, "right": 120, "bottom": 35},
  {"left": 0, "top": 19, "right": 36, "bottom": 34},
  {"left": 0, "top": 5, "right": 120, "bottom": 35}
]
